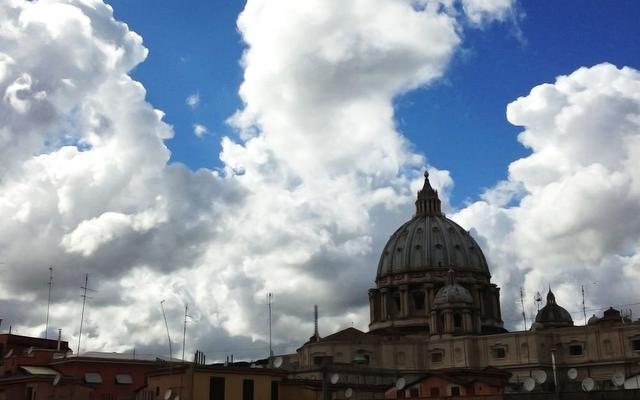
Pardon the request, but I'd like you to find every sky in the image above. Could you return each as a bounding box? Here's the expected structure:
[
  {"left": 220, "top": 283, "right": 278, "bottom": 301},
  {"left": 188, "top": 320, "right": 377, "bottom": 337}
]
[{"left": 1, "top": 0, "right": 640, "bottom": 361}]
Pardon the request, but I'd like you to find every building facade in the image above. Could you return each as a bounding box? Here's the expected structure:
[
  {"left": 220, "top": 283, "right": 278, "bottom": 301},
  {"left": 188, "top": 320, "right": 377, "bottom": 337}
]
[{"left": 289, "top": 172, "right": 640, "bottom": 399}]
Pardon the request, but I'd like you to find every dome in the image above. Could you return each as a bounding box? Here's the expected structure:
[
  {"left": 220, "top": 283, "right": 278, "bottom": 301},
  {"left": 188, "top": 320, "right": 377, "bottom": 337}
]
[
  {"left": 433, "top": 270, "right": 474, "bottom": 306},
  {"left": 533, "top": 289, "right": 573, "bottom": 329},
  {"left": 376, "top": 172, "right": 490, "bottom": 281}
]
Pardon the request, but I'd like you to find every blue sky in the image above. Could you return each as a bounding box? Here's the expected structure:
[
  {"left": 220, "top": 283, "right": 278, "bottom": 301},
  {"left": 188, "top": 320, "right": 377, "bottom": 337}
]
[{"left": 109, "top": 0, "right": 640, "bottom": 205}]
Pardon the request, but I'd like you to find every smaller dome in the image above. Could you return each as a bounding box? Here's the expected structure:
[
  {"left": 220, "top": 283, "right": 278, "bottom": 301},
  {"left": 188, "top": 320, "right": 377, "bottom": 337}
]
[
  {"left": 433, "top": 269, "right": 473, "bottom": 306},
  {"left": 533, "top": 289, "right": 573, "bottom": 329},
  {"left": 587, "top": 314, "right": 600, "bottom": 325}
]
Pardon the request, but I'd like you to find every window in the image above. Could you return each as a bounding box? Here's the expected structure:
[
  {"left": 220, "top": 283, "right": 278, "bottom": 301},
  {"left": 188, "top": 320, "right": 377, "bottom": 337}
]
[
  {"left": 270, "top": 381, "right": 279, "bottom": 400},
  {"left": 210, "top": 377, "right": 225, "bottom": 400},
  {"left": 115, "top": 374, "right": 132, "bottom": 384},
  {"left": 395, "top": 352, "right": 406, "bottom": 365},
  {"left": 494, "top": 347, "right": 506, "bottom": 359},
  {"left": 631, "top": 337, "right": 640, "bottom": 351},
  {"left": 569, "top": 344, "right": 583, "bottom": 356},
  {"left": 412, "top": 292, "right": 425, "bottom": 310},
  {"left": 454, "top": 313, "right": 463, "bottom": 329},
  {"left": 242, "top": 379, "right": 254, "bottom": 400},
  {"left": 409, "top": 387, "right": 419, "bottom": 397},
  {"left": 431, "top": 351, "right": 443, "bottom": 363},
  {"left": 451, "top": 386, "right": 461, "bottom": 396},
  {"left": 393, "top": 294, "right": 401, "bottom": 313},
  {"left": 430, "top": 387, "right": 440, "bottom": 396},
  {"left": 84, "top": 372, "right": 102, "bottom": 384}
]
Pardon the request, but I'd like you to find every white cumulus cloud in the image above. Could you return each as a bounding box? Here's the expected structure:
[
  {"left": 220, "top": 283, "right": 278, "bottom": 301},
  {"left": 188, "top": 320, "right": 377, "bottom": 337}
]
[
  {"left": 455, "top": 63, "right": 640, "bottom": 328},
  {"left": 0, "top": 0, "right": 516, "bottom": 359}
]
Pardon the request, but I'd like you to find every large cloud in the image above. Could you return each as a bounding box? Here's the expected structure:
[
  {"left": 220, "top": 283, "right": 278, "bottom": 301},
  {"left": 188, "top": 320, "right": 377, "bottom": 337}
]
[
  {"left": 456, "top": 63, "right": 640, "bottom": 328},
  {"left": 0, "top": 0, "right": 514, "bottom": 360}
]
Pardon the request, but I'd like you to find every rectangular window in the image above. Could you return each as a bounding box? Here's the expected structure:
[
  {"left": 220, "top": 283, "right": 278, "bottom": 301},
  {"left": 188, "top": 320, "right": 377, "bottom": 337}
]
[
  {"left": 569, "top": 344, "right": 583, "bottom": 356},
  {"left": 430, "top": 387, "right": 440, "bottom": 397},
  {"left": 210, "top": 377, "right": 225, "bottom": 400},
  {"left": 242, "top": 379, "right": 254, "bottom": 400},
  {"left": 84, "top": 372, "right": 102, "bottom": 384},
  {"left": 632, "top": 339, "right": 640, "bottom": 351},
  {"left": 431, "top": 352, "right": 443, "bottom": 363},
  {"left": 451, "top": 386, "right": 461, "bottom": 396},
  {"left": 115, "top": 374, "right": 133, "bottom": 384},
  {"left": 270, "top": 381, "right": 279, "bottom": 400},
  {"left": 494, "top": 347, "right": 506, "bottom": 359},
  {"left": 412, "top": 292, "right": 425, "bottom": 310}
]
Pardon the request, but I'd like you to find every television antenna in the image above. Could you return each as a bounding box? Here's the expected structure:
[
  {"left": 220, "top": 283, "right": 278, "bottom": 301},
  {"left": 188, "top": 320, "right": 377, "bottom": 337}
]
[
  {"left": 181, "top": 303, "right": 192, "bottom": 363},
  {"left": 77, "top": 274, "right": 96, "bottom": 355},
  {"left": 520, "top": 287, "right": 527, "bottom": 330},
  {"left": 45, "top": 267, "right": 54, "bottom": 339},
  {"left": 534, "top": 291, "right": 542, "bottom": 312},
  {"left": 160, "top": 300, "right": 172, "bottom": 359},
  {"left": 268, "top": 293, "right": 273, "bottom": 357},
  {"left": 581, "top": 285, "right": 587, "bottom": 325}
]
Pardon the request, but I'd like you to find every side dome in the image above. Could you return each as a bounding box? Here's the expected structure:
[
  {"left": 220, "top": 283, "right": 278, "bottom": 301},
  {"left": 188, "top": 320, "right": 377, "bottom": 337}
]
[
  {"left": 533, "top": 289, "right": 573, "bottom": 329},
  {"left": 433, "top": 270, "right": 474, "bottom": 306},
  {"left": 376, "top": 172, "right": 490, "bottom": 281}
]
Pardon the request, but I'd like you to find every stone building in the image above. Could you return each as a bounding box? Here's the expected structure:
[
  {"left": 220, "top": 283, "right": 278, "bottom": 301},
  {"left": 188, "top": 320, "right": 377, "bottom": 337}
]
[{"left": 287, "top": 172, "right": 640, "bottom": 399}]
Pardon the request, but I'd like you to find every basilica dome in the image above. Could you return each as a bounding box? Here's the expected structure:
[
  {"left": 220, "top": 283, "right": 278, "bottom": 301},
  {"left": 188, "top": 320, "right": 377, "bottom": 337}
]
[
  {"left": 376, "top": 172, "right": 490, "bottom": 281},
  {"left": 368, "top": 172, "right": 505, "bottom": 335}
]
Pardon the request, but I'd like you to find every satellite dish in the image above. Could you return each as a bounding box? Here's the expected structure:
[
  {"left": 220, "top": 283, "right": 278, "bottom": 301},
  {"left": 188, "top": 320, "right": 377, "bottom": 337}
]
[
  {"left": 163, "top": 389, "right": 172, "bottom": 400},
  {"left": 567, "top": 368, "right": 578, "bottom": 380},
  {"left": 26, "top": 346, "right": 34, "bottom": 355},
  {"left": 612, "top": 372, "right": 625, "bottom": 387},
  {"left": 395, "top": 377, "right": 406, "bottom": 391},
  {"left": 250, "top": 363, "right": 256, "bottom": 368},
  {"left": 330, "top": 373, "right": 339, "bottom": 385},
  {"left": 345, "top": 388, "right": 353, "bottom": 399},
  {"left": 523, "top": 377, "right": 535, "bottom": 392},
  {"left": 581, "top": 377, "right": 595, "bottom": 392},
  {"left": 273, "top": 357, "right": 283, "bottom": 368},
  {"left": 52, "top": 375, "right": 61, "bottom": 386},
  {"left": 3, "top": 349, "right": 13, "bottom": 359},
  {"left": 532, "top": 370, "right": 547, "bottom": 384},
  {"left": 174, "top": 396, "right": 180, "bottom": 400}
]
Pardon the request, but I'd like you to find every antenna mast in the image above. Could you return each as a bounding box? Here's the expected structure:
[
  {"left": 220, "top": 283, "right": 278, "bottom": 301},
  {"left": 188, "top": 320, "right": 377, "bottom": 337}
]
[
  {"left": 160, "top": 300, "right": 172, "bottom": 359},
  {"left": 45, "top": 267, "right": 54, "bottom": 339},
  {"left": 182, "top": 303, "right": 191, "bottom": 363},
  {"left": 268, "top": 293, "right": 273, "bottom": 357},
  {"left": 77, "top": 273, "right": 96, "bottom": 355},
  {"left": 520, "top": 287, "right": 527, "bottom": 330},
  {"left": 314, "top": 305, "right": 319, "bottom": 338},
  {"left": 534, "top": 291, "right": 542, "bottom": 312},
  {"left": 581, "top": 285, "right": 587, "bottom": 325}
]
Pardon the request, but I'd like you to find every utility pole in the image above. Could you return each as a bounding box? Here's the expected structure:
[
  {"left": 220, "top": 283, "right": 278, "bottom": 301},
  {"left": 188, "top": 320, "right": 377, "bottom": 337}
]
[
  {"left": 77, "top": 274, "right": 96, "bottom": 355},
  {"left": 45, "top": 267, "right": 53, "bottom": 339}
]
